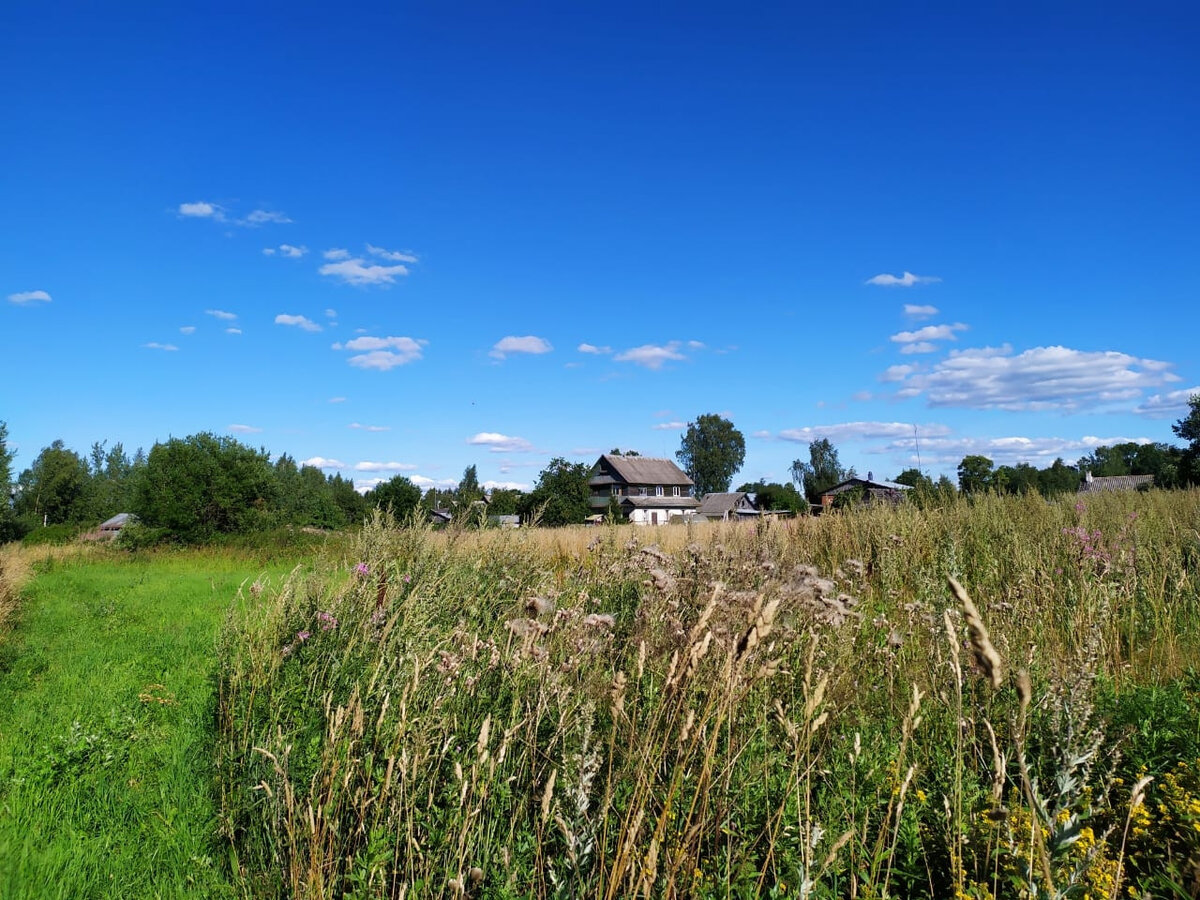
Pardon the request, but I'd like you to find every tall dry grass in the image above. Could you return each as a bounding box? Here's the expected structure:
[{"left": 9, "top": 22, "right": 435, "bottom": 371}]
[{"left": 216, "top": 489, "right": 1200, "bottom": 898}]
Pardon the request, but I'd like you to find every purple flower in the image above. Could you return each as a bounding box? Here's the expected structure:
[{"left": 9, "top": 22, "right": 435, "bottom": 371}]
[
  {"left": 403, "top": 573, "right": 412, "bottom": 584},
  {"left": 297, "top": 630, "right": 311, "bottom": 642},
  {"left": 318, "top": 611, "right": 338, "bottom": 631},
  {"left": 355, "top": 562, "right": 370, "bottom": 577}
]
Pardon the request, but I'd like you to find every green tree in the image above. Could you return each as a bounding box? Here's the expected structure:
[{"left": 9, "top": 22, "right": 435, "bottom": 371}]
[
  {"left": 790, "top": 439, "right": 846, "bottom": 505},
  {"left": 957, "top": 455, "right": 994, "bottom": 496},
  {"left": 485, "top": 488, "right": 523, "bottom": 517},
  {"left": 893, "top": 468, "right": 934, "bottom": 491},
  {"left": 367, "top": 475, "right": 422, "bottom": 522},
  {"left": 134, "top": 433, "right": 277, "bottom": 540},
  {"left": 1037, "top": 458, "right": 1080, "bottom": 497},
  {"left": 520, "top": 457, "right": 591, "bottom": 526},
  {"left": 329, "top": 474, "right": 368, "bottom": 525},
  {"left": 737, "top": 481, "right": 806, "bottom": 513},
  {"left": 677, "top": 414, "right": 746, "bottom": 498},
  {"left": 15, "top": 440, "right": 93, "bottom": 526},
  {"left": 455, "top": 465, "right": 484, "bottom": 509},
  {"left": 1175, "top": 393, "right": 1200, "bottom": 484},
  {"left": 609, "top": 448, "right": 640, "bottom": 456},
  {"left": 0, "top": 422, "right": 21, "bottom": 542}
]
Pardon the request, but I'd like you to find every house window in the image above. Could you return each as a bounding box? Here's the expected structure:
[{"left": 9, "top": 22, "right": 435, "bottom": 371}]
[
  {"left": 656, "top": 485, "right": 664, "bottom": 496},
  {"left": 672, "top": 486, "right": 680, "bottom": 497},
  {"left": 611, "top": 485, "right": 619, "bottom": 496}
]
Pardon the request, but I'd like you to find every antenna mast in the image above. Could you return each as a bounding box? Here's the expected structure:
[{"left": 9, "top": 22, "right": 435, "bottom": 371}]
[{"left": 913, "top": 423, "right": 923, "bottom": 475}]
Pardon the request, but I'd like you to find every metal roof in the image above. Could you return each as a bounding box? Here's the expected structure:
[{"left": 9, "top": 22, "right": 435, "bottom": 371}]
[{"left": 592, "top": 454, "right": 694, "bottom": 487}]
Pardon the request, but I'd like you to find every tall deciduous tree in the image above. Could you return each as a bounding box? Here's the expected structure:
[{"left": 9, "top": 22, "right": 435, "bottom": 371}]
[
  {"left": 520, "top": 457, "right": 591, "bottom": 526},
  {"left": 367, "top": 475, "right": 422, "bottom": 521},
  {"left": 676, "top": 414, "right": 745, "bottom": 498},
  {"left": 957, "top": 455, "right": 994, "bottom": 495},
  {"left": 790, "top": 438, "right": 846, "bottom": 505},
  {"left": 0, "top": 422, "right": 20, "bottom": 541},
  {"left": 15, "top": 440, "right": 92, "bottom": 525},
  {"left": 1173, "top": 394, "right": 1200, "bottom": 485}
]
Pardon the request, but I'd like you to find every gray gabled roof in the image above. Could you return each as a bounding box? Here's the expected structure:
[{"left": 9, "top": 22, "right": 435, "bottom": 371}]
[
  {"left": 99, "top": 513, "right": 134, "bottom": 529},
  {"left": 592, "top": 454, "right": 694, "bottom": 487},
  {"left": 1079, "top": 474, "right": 1154, "bottom": 493},
  {"left": 822, "top": 476, "right": 912, "bottom": 496},
  {"left": 696, "top": 492, "right": 754, "bottom": 516}
]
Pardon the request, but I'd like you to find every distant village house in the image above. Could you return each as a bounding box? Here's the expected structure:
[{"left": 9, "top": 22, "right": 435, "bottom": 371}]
[
  {"left": 819, "top": 472, "right": 912, "bottom": 510},
  {"left": 588, "top": 454, "right": 700, "bottom": 525},
  {"left": 1077, "top": 471, "right": 1154, "bottom": 493}
]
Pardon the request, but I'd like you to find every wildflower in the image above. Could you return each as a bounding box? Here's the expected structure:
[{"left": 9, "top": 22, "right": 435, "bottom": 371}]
[
  {"left": 297, "top": 630, "right": 311, "bottom": 642},
  {"left": 403, "top": 573, "right": 412, "bottom": 583},
  {"left": 281, "top": 645, "right": 293, "bottom": 657},
  {"left": 317, "top": 611, "right": 338, "bottom": 631},
  {"left": 354, "top": 562, "right": 369, "bottom": 577}
]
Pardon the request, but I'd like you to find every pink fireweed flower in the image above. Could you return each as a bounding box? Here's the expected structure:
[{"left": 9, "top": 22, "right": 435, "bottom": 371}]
[
  {"left": 297, "top": 630, "right": 311, "bottom": 642},
  {"left": 317, "top": 611, "right": 338, "bottom": 631},
  {"left": 403, "top": 573, "right": 412, "bottom": 583},
  {"left": 355, "top": 562, "right": 370, "bottom": 577}
]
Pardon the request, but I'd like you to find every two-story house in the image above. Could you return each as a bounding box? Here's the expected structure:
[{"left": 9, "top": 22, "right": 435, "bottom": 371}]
[{"left": 588, "top": 454, "right": 700, "bottom": 525}]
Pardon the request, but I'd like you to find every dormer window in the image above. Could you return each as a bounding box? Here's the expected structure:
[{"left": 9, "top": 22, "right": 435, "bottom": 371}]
[
  {"left": 656, "top": 485, "right": 664, "bottom": 496},
  {"left": 672, "top": 486, "right": 680, "bottom": 497}
]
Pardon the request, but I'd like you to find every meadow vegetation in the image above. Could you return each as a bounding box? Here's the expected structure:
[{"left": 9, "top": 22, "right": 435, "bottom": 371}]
[{"left": 216, "top": 489, "right": 1200, "bottom": 898}]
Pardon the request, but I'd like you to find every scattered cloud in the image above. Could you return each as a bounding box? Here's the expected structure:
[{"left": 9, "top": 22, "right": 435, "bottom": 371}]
[
  {"left": 614, "top": 342, "right": 687, "bottom": 370},
  {"left": 687, "top": 340, "right": 706, "bottom": 350},
  {"left": 319, "top": 257, "right": 410, "bottom": 286},
  {"left": 652, "top": 421, "right": 686, "bottom": 431},
  {"left": 264, "top": 244, "right": 307, "bottom": 258},
  {"left": 205, "top": 308, "right": 237, "bottom": 321},
  {"left": 891, "top": 323, "right": 968, "bottom": 344},
  {"left": 331, "top": 335, "right": 427, "bottom": 370},
  {"left": 275, "top": 313, "right": 322, "bottom": 332},
  {"left": 354, "top": 460, "right": 418, "bottom": 472},
  {"left": 179, "top": 325, "right": 196, "bottom": 334},
  {"left": 178, "top": 201, "right": 221, "bottom": 219},
  {"left": 226, "top": 327, "right": 242, "bottom": 335},
  {"left": 241, "top": 209, "right": 291, "bottom": 225},
  {"left": 866, "top": 271, "right": 941, "bottom": 287},
  {"left": 578, "top": 343, "right": 613, "bottom": 355},
  {"left": 349, "top": 422, "right": 390, "bottom": 432},
  {"left": 1134, "top": 386, "right": 1200, "bottom": 417},
  {"left": 874, "top": 433, "right": 1154, "bottom": 467},
  {"left": 7, "top": 290, "right": 52, "bottom": 305},
  {"left": 752, "top": 430, "right": 773, "bottom": 439},
  {"left": 353, "top": 477, "right": 387, "bottom": 493},
  {"left": 366, "top": 244, "right": 419, "bottom": 263},
  {"left": 467, "top": 432, "right": 535, "bottom": 453},
  {"left": 411, "top": 475, "right": 459, "bottom": 490},
  {"left": 302, "top": 456, "right": 346, "bottom": 469},
  {"left": 142, "top": 342, "right": 178, "bottom": 351},
  {"left": 324, "top": 308, "right": 337, "bottom": 318},
  {"left": 228, "top": 424, "right": 262, "bottom": 434},
  {"left": 904, "top": 304, "right": 939, "bottom": 318},
  {"left": 880, "top": 364, "right": 917, "bottom": 382},
  {"left": 778, "top": 421, "right": 952, "bottom": 444},
  {"left": 328, "top": 396, "right": 347, "bottom": 403},
  {"left": 323, "top": 248, "right": 351, "bottom": 260},
  {"left": 900, "top": 342, "right": 938, "bottom": 355},
  {"left": 490, "top": 335, "right": 553, "bottom": 360},
  {"left": 483, "top": 480, "right": 530, "bottom": 492},
  {"left": 890, "top": 344, "right": 1180, "bottom": 411}
]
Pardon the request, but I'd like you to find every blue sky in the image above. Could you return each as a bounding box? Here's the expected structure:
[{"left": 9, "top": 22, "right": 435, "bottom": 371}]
[{"left": 3, "top": 2, "right": 1198, "bottom": 492}]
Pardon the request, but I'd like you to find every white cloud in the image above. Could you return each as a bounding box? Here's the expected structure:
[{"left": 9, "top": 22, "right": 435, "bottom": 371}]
[
  {"left": 366, "top": 244, "right": 419, "bottom": 263},
  {"left": 490, "top": 335, "right": 553, "bottom": 360},
  {"left": 142, "top": 342, "right": 178, "bottom": 351},
  {"left": 866, "top": 271, "right": 942, "bottom": 287},
  {"left": 264, "top": 244, "right": 308, "bottom": 258},
  {"left": 614, "top": 342, "right": 687, "bottom": 370},
  {"left": 752, "top": 430, "right": 773, "bottom": 439},
  {"left": 891, "top": 344, "right": 1180, "bottom": 411},
  {"left": 1134, "top": 386, "right": 1200, "bottom": 417},
  {"left": 349, "top": 422, "right": 390, "bottom": 432},
  {"left": 262, "top": 248, "right": 276, "bottom": 256},
  {"left": 687, "top": 340, "right": 706, "bottom": 350},
  {"left": 468, "top": 432, "right": 535, "bottom": 453},
  {"left": 483, "top": 480, "right": 530, "bottom": 492},
  {"left": 900, "top": 342, "right": 938, "bottom": 355},
  {"left": 778, "top": 421, "right": 953, "bottom": 444},
  {"left": 323, "top": 248, "right": 350, "bottom": 260},
  {"left": 880, "top": 364, "right": 916, "bottom": 382},
  {"left": 904, "top": 304, "right": 939, "bottom": 318},
  {"left": 411, "top": 475, "right": 459, "bottom": 490},
  {"left": 319, "top": 258, "right": 410, "bottom": 286},
  {"left": 578, "top": 343, "right": 613, "bottom": 355},
  {"left": 302, "top": 456, "right": 346, "bottom": 469},
  {"left": 179, "top": 201, "right": 220, "bottom": 219},
  {"left": 334, "top": 335, "right": 426, "bottom": 370},
  {"left": 241, "top": 209, "right": 291, "bottom": 225},
  {"left": 179, "top": 325, "right": 196, "bottom": 334},
  {"left": 226, "top": 327, "right": 242, "bottom": 335},
  {"left": 275, "top": 313, "right": 322, "bottom": 332},
  {"left": 353, "top": 477, "right": 387, "bottom": 493},
  {"left": 891, "top": 323, "right": 968, "bottom": 344},
  {"left": 652, "top": 421, "right": 686, "bottom": 431},
  {"left": 354, "top": 460, "right": 419, "bottom": 472},
  {"left": 324, "top": 308, "right": 337, "bottom": 318},
  {"left": 228, "top": 424, "right": 262, "bottom": 434},
  {"left": 876, "top": 433, "right": 1154, "bottom": 467},
  {"left": 7, "top": 290, "right": 52, "bottom": 304},
  {"left": 205, "top": 308, "right": 237, "bottom": 321},
  {"left": 328, "top": 396, "right": 347, "bottom": 403}
]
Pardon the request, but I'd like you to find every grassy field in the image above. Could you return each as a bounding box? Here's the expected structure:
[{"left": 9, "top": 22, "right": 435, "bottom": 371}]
[
  {"left": 3, "top": 493, "right": 1200, "bottom": 899},
  {"left": 0, "top": 544, "right": 327, "bottom": 899}
]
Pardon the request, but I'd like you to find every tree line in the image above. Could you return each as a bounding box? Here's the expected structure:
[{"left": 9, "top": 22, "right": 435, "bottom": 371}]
[{"left": 2, "top": 398, "right": 1197, "bottom": 542}]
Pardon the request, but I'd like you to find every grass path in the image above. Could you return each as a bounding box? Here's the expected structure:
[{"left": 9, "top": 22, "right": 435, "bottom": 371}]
[{"left": 0, "top": 550, "right": 297, "bottom": 899}]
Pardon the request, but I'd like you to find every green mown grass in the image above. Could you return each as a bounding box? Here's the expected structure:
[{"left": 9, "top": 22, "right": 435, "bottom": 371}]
[{"left": 0, "top": 548, "right": 313, "bottom": 899}]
